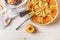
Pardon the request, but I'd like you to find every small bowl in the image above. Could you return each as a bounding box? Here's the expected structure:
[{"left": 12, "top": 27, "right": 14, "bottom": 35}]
[{"left": 3, "top": 0, "right": 28, "bottom": 8}]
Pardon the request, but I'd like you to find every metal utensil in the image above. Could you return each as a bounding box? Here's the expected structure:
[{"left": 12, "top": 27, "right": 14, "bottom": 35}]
[
  {"left": 4, "top": 10, "right": 31, "bottom": 29},
  {"left": 16, "top": 14, "right": 34, "bottom": 30}
]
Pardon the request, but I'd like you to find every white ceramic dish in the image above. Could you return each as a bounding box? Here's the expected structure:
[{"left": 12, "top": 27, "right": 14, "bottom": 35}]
[{"left": 3, "top": 0, "right": 28, "bottom": 8}]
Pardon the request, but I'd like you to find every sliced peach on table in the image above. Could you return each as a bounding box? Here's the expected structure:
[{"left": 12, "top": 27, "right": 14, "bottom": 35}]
[{"left": 26, "top": 24, "right": 35, "bottom": 33}]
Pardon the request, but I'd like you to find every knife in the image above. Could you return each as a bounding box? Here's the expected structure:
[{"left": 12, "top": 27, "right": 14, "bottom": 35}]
[
  {"left": 4, "top": 10, "right": 32, "bottom": 29},
  {"left": 16, "top": 14, "right": 34, "bottom": 30}
]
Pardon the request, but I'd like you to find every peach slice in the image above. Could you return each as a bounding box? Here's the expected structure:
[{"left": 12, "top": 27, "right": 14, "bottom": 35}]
[
  {"left": 43, "top": 16, "right": 50, "bottom": 24},
  {"left": 51, "top": 9, "right": 57, "bottom": 15},
  {"left": 46, "top": 0, "right": 52, "bottom": 4},
  {"left": 26, "top": 24, "right": 35, "bottom": 33},
  {"left": 26, "top": 2, "right": 35, "bottom": 10},
  {"left": 31, "top": 15, "right": 38, "bottom": 23}
]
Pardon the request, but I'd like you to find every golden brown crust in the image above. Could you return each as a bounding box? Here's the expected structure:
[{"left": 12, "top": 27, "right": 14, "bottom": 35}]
[{"left": 26, "top": 0, "right": 58, "bottom": 25}]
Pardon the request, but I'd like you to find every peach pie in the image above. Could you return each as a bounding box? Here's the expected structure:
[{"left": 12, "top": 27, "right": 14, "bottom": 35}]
[{"left": 26, "top": 0, "right": 58, "bottom": 25}]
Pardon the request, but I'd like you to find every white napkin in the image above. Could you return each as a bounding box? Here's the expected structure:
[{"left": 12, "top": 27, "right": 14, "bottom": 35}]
[
  {"left": 0, "top": 0, "right": 27, "bottom": 28},
  {"left": 0, "top": 1, "right": 18, "bottom": 27}
]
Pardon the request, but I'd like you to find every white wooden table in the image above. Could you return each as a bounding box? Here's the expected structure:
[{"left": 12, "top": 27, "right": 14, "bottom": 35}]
[{"left": 0, "top": 0, "right": 60, "bottom": 40}]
